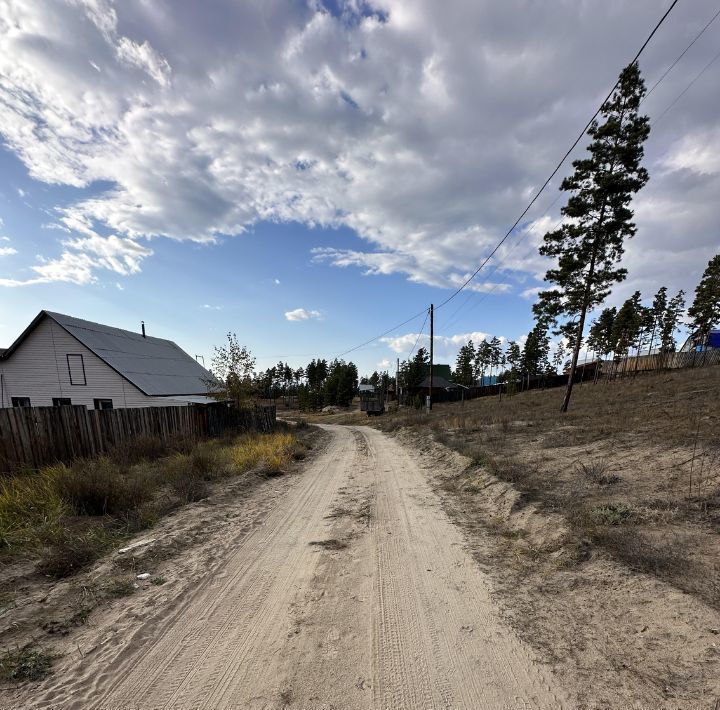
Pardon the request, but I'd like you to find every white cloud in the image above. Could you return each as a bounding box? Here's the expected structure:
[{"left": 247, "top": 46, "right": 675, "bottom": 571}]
[
  {"left": 115, "top": 282, "right": 124, "bottom": 290},
  {"left": 381, "top": 330, "right": 501, "bottom": 358},
  {"left": 377, "top": 358, "right": 391, "bottom": 369},
  {"left": 0, "top": 234, "right": 151, "bottom": 286},
  {"left": 285, "top": 308, "right": 322, "bottom": 321},
  {"left": 274, "top": 278, "right": 281, "bottom": 285},
  {"left": 0, "top": 0, "right": 717, "bottom": 298},
  {"left": 660, "top": 128, "right": 720, "bottom": 176},
  {"left": 0, "top": 247, "right": 17, "bottom": 257},
  {"left": 202, "top": 304, "right": 222, "bottom": 310}
]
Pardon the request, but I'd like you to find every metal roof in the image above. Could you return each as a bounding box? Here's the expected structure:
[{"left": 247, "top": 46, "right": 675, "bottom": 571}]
[
  {"left": 416, "top": 375, "right": 465, "bottom": 390},
  {"left": 9, "top": 311, "right": 217, "bottom": 397}
]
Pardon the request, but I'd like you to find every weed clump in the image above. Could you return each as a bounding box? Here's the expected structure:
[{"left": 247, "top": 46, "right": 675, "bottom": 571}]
[
  {"left": 0, "top": 647, "right": 54, "bottom": 683},
  {"left": 54, "top": 459, "right": 151, "bottom": 516},
  {"left": 38, "top": 527, "right": 113, "bottom": 578}
]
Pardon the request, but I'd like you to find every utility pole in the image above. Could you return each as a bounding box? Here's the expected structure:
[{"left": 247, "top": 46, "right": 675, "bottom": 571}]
[
  {"left": 429, "top": 303, "right": 434, "bottom": 410},
  {"left": 396, "top": 357, "right": 400, "bottom": 407}
]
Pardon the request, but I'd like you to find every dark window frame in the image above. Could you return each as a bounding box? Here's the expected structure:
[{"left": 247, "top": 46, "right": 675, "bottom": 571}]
[
  {"left": 52, "top": 397, "right": 72, "bottom": 407},
  {"left": 93, "top": 398, "right": 113, "bottom": 410},
  {"left": 11, "top": 397, "right": 31, "bottom": 408},
  {"left": 66, "top": 353, "right": 87, "bottom": 386}
]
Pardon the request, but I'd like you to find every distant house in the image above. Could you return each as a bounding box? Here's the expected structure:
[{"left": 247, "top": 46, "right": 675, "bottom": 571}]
[{"left": 0, "top": 311, "right": 218, "bottom": 409}]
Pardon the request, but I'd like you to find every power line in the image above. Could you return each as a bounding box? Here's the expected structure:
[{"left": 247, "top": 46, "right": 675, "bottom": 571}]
[
  {"left": 335, "top": 307, "right": 428, "bottom": 358},
  {"left": 440, "top": 1, "right": 716, "bottom": 334},
  {"left": 324, "top": 0, "right": 682, "bottom": 361},
  {"left": 439, "top": 50, "right": 718, "bottom": 342},
  {"left": 433, "top": 0, "right": 681, "bottom": 311},
  {"left": 407, "top": 308, "right": 430, "bottom": 360},
  {"left": 643, "top": 5, "right": 720, "bottom": 102},
  {"left": 653, "top": 45, "right": 720, "bottom": 124}
]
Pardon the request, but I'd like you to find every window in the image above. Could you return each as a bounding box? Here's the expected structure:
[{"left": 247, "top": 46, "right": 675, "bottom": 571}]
[
  {"left": 93, "top": 398, "right": 113, "bottom": 410},
  {"left": 52, "top": 397, "right": 72, "bottom": 407},
  {"left": 67, "top": 354, "right": 87, "bottom": 385},
  {"left": 11, "top": 397, "right": 31, "bottom": 408}
]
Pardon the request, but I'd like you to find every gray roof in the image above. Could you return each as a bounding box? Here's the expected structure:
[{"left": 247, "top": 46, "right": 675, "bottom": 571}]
[
  {"left": 416, "top": 375, "right": 465, "bottom": 390},
  {"left": 4, "top": 311, "right": 217, "bottom": 397}
]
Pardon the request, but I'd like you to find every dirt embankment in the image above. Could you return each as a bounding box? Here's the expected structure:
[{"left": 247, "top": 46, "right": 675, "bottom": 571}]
[{"left": 380, "top": 366, "right": 720, "bottom": 709}]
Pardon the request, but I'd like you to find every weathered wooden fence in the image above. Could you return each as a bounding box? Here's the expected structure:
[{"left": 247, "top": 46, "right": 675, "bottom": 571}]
[
  {"left": 0, "top": 403, "right": 276, "bottom": 474},
  {"left": 606, "top": 348, "right": 720, "bottom": 376}
]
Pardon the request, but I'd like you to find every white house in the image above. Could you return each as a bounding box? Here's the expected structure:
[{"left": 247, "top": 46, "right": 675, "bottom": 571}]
[{"left": 0, "top": 311, "right": 218, "bottom": 409}]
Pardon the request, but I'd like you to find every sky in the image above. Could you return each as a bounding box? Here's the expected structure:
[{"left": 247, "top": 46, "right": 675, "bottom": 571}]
[{"left": 0, "top": 0, "right": 719, "bottom": 376}]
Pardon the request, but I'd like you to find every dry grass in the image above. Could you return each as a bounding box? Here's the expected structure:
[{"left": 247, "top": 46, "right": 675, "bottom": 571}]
[
  {"left": 0, "top": 429, "right": 304, "bottom": 580},
  {"left": 378, "top": 365, "right": 720, "bottom": 609}
]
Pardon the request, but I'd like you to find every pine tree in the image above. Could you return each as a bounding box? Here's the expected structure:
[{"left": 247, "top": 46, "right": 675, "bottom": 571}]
[
  {"left": 659, "top": 290, "right": 685, "bottom": 366},
  {"left": 688, "top": 254, "right": 720, "bottom": 346},
  {"left": 612, "top": 291, "right": 643, "bottom": 376},
  {"left": 646, "top": 287, "right": 668, "bottom": 357},
  {"left": 400, "top": 347, "right": 429, "bottom": 390},
  {"left": 474, "top": 340, "right": 493, "bottom": 384},
  {"left": 521, "top": 324, "right": 550, "bottom": 385},
  {"left": 551, "top": 342, "right": 566, "bottom": 375},
  {"left": 587, "top": 307, "right": 616, "bottom": 381},
  {"left": 505, "top": 341, "right": 521, "bottom": 375},
  {"left": 533, "top": 63, "right": 651, "bottom": 411},
  {"left": 489, "top": 336, "right": 502, "bottom": 379},
  {"left": 454, "top": 341, "right": 476, "bottom": 386}
]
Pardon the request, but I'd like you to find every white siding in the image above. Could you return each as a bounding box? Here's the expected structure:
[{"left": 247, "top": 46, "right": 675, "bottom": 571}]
[{"left": 0, "top": 317, "right": 187, "bottom": 409}]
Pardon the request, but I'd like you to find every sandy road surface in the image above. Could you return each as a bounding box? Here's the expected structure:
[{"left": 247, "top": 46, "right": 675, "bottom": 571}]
[{"left": 33, "top": 425, "right": 565, "bottom": 709}]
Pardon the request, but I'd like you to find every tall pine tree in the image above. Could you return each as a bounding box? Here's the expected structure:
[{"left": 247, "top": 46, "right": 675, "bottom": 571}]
[{"left": 533, "top": 63, "right": 651, "bottom": 411}]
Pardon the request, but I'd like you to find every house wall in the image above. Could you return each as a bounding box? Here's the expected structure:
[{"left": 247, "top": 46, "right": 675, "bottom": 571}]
[{"left": 0, "top": 316, "right": 186, "bottom": 409}]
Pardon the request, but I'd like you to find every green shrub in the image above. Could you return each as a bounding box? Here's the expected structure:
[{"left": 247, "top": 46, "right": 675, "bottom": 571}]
[
  {"left": 590, "top": 503, "right": 635, "bottom": 526},
  {"left": 0, "top": 647, "right": 54, "bottom": 682}
]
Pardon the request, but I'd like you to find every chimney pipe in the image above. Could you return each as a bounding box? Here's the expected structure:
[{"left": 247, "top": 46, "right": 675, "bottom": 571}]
[{"left": 141, "top": 321, "right": 146, "bottom": 338}]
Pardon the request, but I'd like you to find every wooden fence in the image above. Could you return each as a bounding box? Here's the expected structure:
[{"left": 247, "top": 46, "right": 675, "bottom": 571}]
[
  {"left": 606, "top": 348, "right": 720, "bottom": 376},
  {"left": 0, "top": 403, "right": 276, "bottom": 474}
]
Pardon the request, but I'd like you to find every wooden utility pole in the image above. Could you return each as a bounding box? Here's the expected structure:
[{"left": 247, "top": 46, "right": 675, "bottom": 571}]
[
  {"left": 396, "top": 357, "right": 400, "bottom": 406},
  {"left": 429, "top": 303, "right": 434, "bottom": 410}
]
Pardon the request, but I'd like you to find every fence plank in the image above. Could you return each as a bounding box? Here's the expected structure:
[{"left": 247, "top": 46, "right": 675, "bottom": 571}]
[{"left": 0, "top": 403, "right": 277, "bottom": 474}]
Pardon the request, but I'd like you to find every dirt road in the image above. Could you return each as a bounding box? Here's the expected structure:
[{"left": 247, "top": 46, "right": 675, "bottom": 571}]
[{"left": 34, "top": 425, "right": 566, "bottom": 709}]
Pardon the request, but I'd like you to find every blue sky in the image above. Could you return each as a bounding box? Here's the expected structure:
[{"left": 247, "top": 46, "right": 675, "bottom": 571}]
[{"left": 1, "top": 0, "right": 719, "bottom": 376}]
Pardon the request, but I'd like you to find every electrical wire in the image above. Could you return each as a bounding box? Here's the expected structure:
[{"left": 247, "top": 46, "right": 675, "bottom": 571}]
[
  {"left": 335, "top": 307, "right": 428, "bottom": 358},
  {"left": 653, "top": 45, "right": 720, "bottom": 124},
  {"left": 643, "top": 5, "right": 720, "bottom": 102},
  {"left": 320, "top": 0, "right": 682, "bottom": 361},
  {"left": 439, "top": 1, "right": 718, "bottom": 335},
  {"left": 433, "top": 0, "right": 681, "bottom": 312},
  {"left": 439, "top": 49, "right": 719, "bottom": 342},
  {"left": 406, "top": 308, "right": 430, "bottom": 360}
]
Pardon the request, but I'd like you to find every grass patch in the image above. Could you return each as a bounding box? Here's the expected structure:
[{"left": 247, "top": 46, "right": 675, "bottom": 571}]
[
  {"left": 589, "top": 503, "right": 635, "bottom": 526},
  {"left": 0, "top": 647, "right": 55, "bottom": 683},
  {"left": 0, "top": 428, "right": 304, "bottom": 579},
  {"left": 232, "top": 433, "right": 297, "bottom": 474},
  {"left": 0, "top": 468, "right": 67, "bottom": 550}
]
